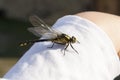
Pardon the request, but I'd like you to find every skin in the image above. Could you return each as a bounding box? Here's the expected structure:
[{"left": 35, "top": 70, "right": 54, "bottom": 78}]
[{"left": 75, "top": 11, "right": 120, "bottom": 58}]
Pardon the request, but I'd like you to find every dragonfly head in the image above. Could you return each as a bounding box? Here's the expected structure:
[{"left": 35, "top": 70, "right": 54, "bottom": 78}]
[{"left": 71, "top": 36, "right": 77, "bottom": 43}]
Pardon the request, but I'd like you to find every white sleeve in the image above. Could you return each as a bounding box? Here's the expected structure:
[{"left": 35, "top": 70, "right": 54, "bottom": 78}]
[
  {"left": 0, "top": 78, "right": 9, "bottom": 80},
  {"left": 3, "top": 15, "right": 120, "bottom": 80}
]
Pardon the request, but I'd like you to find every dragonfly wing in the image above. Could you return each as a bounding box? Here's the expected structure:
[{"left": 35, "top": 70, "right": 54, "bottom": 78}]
[
  {"left": 28, "top": 27, "right": 48, "bottom": 37},
  {"left": 28, "top": 15, "right": 62, "bottom": 38},
  {"left": 28, "top": 27, "right": 59, "bottom": 38},
  {"left": 29, "top": 15, "right": 53, "bottom": 32}
]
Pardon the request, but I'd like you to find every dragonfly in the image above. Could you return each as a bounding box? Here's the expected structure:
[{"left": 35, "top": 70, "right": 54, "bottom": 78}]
[{"left": 20, "top": 15, "right": 79, "bottom": 55}]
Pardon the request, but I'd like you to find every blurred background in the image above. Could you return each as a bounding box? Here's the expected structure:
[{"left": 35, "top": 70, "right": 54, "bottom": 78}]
[{"left": 0, "top": 0, "right": 120, "bottom": 79}]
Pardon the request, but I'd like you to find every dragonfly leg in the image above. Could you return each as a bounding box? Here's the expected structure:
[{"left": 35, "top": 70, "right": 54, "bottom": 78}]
[
  {"left": 70, "top": 43, "right": 79, "bottom": 54},
  {"left": 48, "top": 42, "right": 55, "bottom": 48},
  {"left": 63, "top": 43, "right": 69, "bottom": 55}
]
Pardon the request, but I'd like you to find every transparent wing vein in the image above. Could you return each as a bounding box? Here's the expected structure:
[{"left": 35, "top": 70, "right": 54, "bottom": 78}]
[{"left": 28, "top": 15, "right": 61, "bottom": 38}]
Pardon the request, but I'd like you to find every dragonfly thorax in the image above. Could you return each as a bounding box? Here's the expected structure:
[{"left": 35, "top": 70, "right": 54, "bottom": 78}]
[{"left": 58, "top": 34, "right": 77, "bottom": 43}]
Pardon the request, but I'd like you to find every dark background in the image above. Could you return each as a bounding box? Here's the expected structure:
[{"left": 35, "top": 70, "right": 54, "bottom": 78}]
[{"left": 0, "top": 0, "right": 120, "bottom": 79}]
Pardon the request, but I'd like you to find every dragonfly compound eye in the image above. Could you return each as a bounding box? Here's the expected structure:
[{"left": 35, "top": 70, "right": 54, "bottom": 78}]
[{"left": 71, "top": 36, "right": 76, "bottom": 43}]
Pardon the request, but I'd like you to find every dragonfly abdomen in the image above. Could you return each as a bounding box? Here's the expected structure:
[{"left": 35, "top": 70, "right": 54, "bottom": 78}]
[{"left": 20, "top": 39, "right": 52, "bottom": 46}]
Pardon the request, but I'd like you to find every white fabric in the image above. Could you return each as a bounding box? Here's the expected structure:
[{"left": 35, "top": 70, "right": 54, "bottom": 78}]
[
  {"left": 3, "top": 15, "right": 120, "bottom": 80},
  {"left": 0, "top": 78, "right": 8, "bottom": 80}
]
